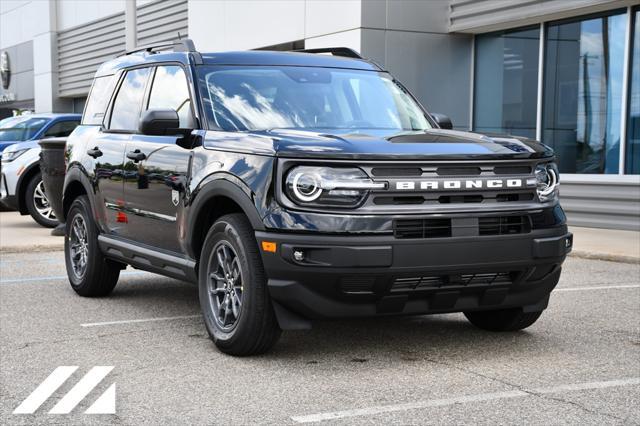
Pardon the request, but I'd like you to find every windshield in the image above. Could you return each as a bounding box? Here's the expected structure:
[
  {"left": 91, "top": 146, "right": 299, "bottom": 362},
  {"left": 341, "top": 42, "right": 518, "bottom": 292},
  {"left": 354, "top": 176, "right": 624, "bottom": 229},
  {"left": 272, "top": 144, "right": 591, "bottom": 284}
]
[
  {"left": 197, "top": 66, "right": 432, "bottom": 133},
  {"left": 0, "top": 117, "right": 48, "bottom": 141}
]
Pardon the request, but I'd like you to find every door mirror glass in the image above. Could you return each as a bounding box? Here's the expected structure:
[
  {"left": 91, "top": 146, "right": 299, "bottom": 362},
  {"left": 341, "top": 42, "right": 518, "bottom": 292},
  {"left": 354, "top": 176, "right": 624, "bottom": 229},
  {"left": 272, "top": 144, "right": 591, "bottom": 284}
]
[
  {"left": 431, "top": 113, "right": 453, "bottom": 130},
  {"left": 139, "top": 108, "right": 180, "bottom": 136}
]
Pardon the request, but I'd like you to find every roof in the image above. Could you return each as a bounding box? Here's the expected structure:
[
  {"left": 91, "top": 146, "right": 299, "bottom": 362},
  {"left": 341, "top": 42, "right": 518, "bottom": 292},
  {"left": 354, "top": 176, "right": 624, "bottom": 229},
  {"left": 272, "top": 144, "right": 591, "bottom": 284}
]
[
  {"left": 8, "top": 113, "right": 81, "bottom": 120},
  {"left": 96, "top": 50, "right": 382, "bottom": 76},
  {"left": 200, "top": 51, "right": 381, "bottom": 70}
]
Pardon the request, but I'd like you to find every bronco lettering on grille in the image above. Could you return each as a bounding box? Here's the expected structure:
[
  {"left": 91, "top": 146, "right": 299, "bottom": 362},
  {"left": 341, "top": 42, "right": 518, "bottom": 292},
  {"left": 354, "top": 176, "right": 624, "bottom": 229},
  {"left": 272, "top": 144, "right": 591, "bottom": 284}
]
[{"left": 394, "top": 178, "right": 531, "bottom": 191}]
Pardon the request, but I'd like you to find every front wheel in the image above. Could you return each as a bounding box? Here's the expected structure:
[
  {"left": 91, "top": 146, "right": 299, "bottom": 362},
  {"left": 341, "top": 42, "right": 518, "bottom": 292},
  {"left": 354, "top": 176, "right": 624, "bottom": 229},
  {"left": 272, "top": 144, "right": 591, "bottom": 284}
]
[
  {"left": 199, "top": 213, "right": 281, "bottom": 356},
  {"left": 64, "top": 195, "right": 121, "bottom": 297},
  {"left": 464, "top": 308, "right": 543, "bottom": 332},
  {"left": 25, "top": 172, "right": 58, "bottom": 228}
]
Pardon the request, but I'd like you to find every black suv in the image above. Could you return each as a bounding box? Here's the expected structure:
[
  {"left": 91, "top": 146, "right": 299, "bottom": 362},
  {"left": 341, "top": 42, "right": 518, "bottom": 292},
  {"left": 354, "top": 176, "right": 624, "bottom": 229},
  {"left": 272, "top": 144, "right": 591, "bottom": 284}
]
[{"left": 62, "top": 40, "right": 572, "bottom": 355}]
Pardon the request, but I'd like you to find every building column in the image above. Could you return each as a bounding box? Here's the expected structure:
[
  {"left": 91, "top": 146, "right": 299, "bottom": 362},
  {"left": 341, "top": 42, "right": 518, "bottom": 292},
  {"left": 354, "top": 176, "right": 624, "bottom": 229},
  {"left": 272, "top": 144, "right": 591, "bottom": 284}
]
[
  {"left": 125, "top": 0, "right": 137, "bottom": 51},
  {"left": 32, "top": 0, "right": 70, "bottom": 113}
]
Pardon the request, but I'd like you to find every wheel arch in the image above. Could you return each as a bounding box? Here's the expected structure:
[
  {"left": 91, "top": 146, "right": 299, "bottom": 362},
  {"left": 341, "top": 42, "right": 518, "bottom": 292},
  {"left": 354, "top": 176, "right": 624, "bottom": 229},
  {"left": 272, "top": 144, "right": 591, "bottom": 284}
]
[
  {"left": 187, "top": 179, "right": 265, "bottom": 261},
  {"left": 16, "top": 162, "right": 40, "bottom": 215},
  {"left": 62, "top": 166, "right": 94, "bottom": 223}
]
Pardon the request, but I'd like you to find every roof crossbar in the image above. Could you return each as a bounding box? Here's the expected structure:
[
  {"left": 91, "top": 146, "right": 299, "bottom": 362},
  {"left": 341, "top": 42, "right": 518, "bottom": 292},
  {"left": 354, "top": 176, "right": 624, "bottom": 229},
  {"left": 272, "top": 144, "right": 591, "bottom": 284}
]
[
  {"left": 293, "top": 47, "right": 363, "bottom": 59},
  {"left": 122, "top": 38, "right": 197, "bottom": 56}
]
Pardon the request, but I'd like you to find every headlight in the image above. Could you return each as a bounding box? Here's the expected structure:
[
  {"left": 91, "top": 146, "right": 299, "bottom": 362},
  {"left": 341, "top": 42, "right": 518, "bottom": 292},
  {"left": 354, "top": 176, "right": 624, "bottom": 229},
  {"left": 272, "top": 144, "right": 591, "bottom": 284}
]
[
  {"left": 1, "top": 148, "right": 29, "bottom": 163},
  {"left": 535, "top": 162, "right": 559, "bottom": 202},
  {"left": 285, "top": 166, "right": 385, "bottom": 208}
]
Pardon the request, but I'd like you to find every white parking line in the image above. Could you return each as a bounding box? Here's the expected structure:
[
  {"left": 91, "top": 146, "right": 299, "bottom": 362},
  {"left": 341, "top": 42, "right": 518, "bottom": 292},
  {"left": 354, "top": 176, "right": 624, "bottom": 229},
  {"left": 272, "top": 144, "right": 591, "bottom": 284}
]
[
  {"left": 80, "top": 314, "right": 200, "bottom": 327},
  {"left": 291, "top": 377, "right": 640, "bottom": 423},
  {"left": 555, "top": 284, "right": 640, "bottom": 292}
]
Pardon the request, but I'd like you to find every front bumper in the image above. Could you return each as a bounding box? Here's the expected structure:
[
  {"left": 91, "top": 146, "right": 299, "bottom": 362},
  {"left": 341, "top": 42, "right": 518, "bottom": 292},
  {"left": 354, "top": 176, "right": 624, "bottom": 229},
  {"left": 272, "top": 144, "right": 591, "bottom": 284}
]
[
  {"left": 0, "top": 172, "right": 18, "bottom": 210},
  {"left": 256, "top": 226, "right": 572, "bottom": 326}
]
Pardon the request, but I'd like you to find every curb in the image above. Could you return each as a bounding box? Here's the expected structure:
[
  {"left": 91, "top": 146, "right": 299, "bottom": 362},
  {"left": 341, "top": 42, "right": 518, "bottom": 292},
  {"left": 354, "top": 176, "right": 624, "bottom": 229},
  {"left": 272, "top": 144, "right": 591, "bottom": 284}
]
[
  {"left": 2, "top": 245, "right": 638, "bottom": 264},
  {"left": 568, "top": 250, "right": 640, "bottom": 265},
  {"left": 0, "top": 244, "right": 64, "bottom": 254}
]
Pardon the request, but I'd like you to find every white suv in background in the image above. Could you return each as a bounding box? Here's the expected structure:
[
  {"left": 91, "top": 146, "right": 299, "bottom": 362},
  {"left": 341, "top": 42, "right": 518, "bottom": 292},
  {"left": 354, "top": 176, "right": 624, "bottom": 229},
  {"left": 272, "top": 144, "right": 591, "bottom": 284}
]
[{"left": 1, "top": 115, "right": 80, "bottom": 227}]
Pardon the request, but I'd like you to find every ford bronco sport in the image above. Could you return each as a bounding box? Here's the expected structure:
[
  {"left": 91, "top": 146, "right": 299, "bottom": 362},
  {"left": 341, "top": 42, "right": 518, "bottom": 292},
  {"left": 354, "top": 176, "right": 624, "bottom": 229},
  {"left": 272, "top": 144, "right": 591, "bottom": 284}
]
[{"left": 62, "top": 40, "right": 572, "bottom": 356}]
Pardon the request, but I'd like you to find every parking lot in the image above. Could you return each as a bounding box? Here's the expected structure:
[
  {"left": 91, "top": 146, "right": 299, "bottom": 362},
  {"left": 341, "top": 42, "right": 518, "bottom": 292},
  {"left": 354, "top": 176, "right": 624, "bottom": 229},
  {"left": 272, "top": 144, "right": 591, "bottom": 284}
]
[{"left": 1, "top": 245, "right": 639, "bottom": 424}]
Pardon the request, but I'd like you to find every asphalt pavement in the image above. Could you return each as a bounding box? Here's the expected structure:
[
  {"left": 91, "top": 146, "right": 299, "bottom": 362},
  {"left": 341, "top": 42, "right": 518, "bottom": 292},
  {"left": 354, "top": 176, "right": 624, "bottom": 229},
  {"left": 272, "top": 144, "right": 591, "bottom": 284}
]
[{"left": 0, "top": 250, "right": 639, "bottom": 425}]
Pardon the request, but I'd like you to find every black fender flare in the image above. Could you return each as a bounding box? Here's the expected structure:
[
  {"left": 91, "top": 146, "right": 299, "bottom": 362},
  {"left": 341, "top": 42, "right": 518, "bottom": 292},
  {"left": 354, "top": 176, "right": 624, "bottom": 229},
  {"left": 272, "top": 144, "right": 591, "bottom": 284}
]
[
  {"left": 186, "top": 178, "right": 265, "bottom": 258},
  {"left": 62, "top": 166, "right": 96, "bottom": 222}
]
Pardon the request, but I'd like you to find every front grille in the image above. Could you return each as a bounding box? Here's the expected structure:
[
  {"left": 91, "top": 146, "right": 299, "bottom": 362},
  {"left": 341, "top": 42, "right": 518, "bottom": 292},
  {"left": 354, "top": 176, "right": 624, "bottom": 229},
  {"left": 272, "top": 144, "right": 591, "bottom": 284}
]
[
  {"left": 394, "top": 215, "right": 531, "bottom": 239},
  {"left": 360, "top": 160, "right": 539, "bottom": 210},
  {"left": 391, "top": 271, "right": 514, "bottom": 292},
  {"left": 340, "top": 275, "right": 377, "bottom": 294},
  {"left": 478, "top": 216, "right": 531, "bottom": 235},
  {"left": 393, "top": 218, "right": 452, "bottom": 239}
]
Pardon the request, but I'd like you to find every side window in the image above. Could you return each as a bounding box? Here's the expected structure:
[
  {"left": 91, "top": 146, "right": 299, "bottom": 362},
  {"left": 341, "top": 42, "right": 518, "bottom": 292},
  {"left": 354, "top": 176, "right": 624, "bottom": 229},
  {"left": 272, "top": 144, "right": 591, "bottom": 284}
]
[
  {"left": 83, "top": 75, "right": 117, "bottom": 125},
  {"left": 147, "top": 66, "right": 193, "bottom": 128},
  {"left": 43, "top": 121, "right": 80, "bottom": 138},
  {"left": 109, "top": 68, "right": 151, "bottom": 131}
]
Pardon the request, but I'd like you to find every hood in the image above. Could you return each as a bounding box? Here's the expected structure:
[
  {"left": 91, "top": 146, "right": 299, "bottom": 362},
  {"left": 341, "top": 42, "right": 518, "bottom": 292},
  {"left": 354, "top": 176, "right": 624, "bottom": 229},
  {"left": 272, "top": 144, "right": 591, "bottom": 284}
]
[
  {"left": 0, "top": 141, "right": 20, "bottom": 153},
  {"left": 203, "top": 128, "right": 554, "bottom": 160},
  {"left": 1, "top": 139, "right": 40, "bottom": 153}
]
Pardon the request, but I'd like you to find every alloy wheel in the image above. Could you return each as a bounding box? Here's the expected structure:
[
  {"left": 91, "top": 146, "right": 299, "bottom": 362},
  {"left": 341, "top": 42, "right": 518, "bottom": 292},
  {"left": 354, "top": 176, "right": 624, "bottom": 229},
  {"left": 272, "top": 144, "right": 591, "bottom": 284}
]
[
  {"left": 207, "top": 241, "right": 244, "bottom": 330},
  {"left": 69, "top": 215, "right": 89, "bottom": 279},
  {"left": 33, "top": 180, "right": 56, "bottom": 221}
]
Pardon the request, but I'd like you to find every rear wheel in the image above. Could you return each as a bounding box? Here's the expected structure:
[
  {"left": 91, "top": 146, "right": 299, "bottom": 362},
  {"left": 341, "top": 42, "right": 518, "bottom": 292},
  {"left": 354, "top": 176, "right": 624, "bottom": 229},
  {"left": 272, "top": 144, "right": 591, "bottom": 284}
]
[
  {"left": 464, "top": 308, "right": 543, "bottom": 331},
  {"left": 25, "top": 172, "right": 58, "bottom": 228},
  {"left": 199, "top": 213, "right": 281, "bottom": 356},
  {"left": 64, "top": 195, "right": 121, "bottom": 297}
]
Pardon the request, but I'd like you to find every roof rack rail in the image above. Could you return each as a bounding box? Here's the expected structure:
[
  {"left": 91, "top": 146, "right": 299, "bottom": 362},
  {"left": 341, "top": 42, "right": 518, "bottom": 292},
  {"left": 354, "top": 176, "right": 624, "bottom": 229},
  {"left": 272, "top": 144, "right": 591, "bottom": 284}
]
[
  {"left": 293, "top": 47, "right": 363, "bottom": 59},
  {"left": 122, "top": 38, "right": 197, "bottom": 56}
]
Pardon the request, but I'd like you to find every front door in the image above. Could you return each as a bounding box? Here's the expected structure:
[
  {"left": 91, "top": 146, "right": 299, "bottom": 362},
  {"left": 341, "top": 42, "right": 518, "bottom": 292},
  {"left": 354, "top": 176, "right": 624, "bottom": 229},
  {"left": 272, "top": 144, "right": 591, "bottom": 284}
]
[{"left": 121, "top": 65, "right": 195, "bottom": 253}]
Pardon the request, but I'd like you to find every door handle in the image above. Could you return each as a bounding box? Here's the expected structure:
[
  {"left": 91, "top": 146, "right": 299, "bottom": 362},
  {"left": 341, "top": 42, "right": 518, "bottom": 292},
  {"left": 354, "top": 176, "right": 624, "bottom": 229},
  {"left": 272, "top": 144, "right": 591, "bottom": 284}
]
[
  {"left": 126, "top": 149, "right": 146, "bottom": 162},
  {"left": 87, "top": 147, "right": 102, "bottom": 158}
]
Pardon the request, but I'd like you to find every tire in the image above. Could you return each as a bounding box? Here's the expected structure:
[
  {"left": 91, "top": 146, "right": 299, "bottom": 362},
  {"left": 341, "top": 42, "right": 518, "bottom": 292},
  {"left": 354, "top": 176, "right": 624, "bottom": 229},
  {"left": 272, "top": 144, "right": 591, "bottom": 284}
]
[
  {"left": 64, "top": 195, "right": 121, "bottom": 297},
  {"left": 199, "top": 213, "right": 281, "bottom": 356},
  {"left": 25, "top": 172, "right": 58, "bottom": 228},
  {"left": 464, "top": 308, "right": 543, "bottom": 332}
]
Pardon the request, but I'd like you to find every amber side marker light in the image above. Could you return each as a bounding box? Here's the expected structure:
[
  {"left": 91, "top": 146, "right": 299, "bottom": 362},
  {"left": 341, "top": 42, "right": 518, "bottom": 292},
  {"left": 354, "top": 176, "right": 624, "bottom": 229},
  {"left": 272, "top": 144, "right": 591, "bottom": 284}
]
[{"left": 261, "top": 241, "right": 277, "bottom": 253}]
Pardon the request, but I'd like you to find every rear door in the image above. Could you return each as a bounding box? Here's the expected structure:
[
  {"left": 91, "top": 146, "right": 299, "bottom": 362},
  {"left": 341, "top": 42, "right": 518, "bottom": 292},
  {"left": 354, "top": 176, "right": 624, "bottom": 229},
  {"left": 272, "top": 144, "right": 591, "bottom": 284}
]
[
  {"left": 93, "top": 67, "right": 152, "bottom": 235},
  {"left": 120, "top": 64, "right": 194, "bottom": 253}
]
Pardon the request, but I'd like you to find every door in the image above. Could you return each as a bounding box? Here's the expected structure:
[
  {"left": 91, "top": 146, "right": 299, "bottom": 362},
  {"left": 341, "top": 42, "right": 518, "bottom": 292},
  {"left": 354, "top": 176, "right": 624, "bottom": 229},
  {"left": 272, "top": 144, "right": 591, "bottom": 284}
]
[
  {"left": 121, "top": 65, "right": 194, "bottom": 253},
  {"left": 94, "top": 67, "right": 151, "bottom": 235}
]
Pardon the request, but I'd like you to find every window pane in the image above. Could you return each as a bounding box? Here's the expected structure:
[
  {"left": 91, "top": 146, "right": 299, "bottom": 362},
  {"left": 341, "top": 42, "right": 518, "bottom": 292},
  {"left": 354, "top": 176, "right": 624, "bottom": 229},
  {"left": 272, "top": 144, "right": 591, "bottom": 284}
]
[
  {"left": 474, "top": 27, "right": 540, "bottom": 138},
  {"left": 627, "top": 9, "right": 640, "bottom": 174},
  {"left": 83, "top": 75, "right": 117, "bottom": 125},
  {"left": 110, "top": 68, "right": 151, "bottom": 131},
  {"left": 0, "top": 117, "right": 47, "bottom": 141},
  {"left": 543, "top": 12, "right": 627, "bottom": 174},
  {"left": 198, "top": 66, "right": 431, "bottom": 132},
  {"left": 43, "top": 121, "right": 79, "bottom": 137},
  {"left": 147, "top": 66, "right": 193, "bottom": 128}
]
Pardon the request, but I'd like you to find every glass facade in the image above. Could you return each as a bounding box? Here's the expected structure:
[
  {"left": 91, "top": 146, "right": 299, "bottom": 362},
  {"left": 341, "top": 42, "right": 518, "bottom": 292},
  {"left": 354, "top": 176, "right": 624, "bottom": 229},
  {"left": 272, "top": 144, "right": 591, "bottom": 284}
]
[
  {"left": 627, "top": 8, "right": 640, "bottom": 174},
  {"left": 474, "top": 27, "right": 540, "bottom": 138},
  {"left": 543, "top": 11, "right": 627, "bottom": 174},
  {"left": 474, "top": 8, "right": 639, "bottom": 175}
]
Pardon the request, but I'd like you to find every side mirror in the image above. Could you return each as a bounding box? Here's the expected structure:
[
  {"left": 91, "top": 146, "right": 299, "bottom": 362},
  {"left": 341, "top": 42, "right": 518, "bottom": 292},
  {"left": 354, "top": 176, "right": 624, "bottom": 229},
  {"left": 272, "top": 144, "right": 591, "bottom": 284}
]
[
  {"left": 431, "top": 113, "right": 453, "bottom": 130},
  {"left": 139, "top": 108, "right": 180, "bottom": 136}
]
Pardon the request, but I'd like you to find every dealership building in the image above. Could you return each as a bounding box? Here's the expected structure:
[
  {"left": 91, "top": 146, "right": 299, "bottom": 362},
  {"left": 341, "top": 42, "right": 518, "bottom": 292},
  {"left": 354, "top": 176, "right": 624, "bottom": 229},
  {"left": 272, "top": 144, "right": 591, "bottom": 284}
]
[{"left": 1, "top": 0, "right": 638, "bottom": 230}]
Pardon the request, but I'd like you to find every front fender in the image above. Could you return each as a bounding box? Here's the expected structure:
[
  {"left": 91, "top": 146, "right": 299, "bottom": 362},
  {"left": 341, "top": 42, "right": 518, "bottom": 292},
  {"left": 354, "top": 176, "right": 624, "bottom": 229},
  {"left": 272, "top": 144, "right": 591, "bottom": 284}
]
[
  {"left": 185, "top": 176, "right": 265, "bottom": 259},
  {"left": 62, "top": 165, "right": 98, "bottom": 223}
]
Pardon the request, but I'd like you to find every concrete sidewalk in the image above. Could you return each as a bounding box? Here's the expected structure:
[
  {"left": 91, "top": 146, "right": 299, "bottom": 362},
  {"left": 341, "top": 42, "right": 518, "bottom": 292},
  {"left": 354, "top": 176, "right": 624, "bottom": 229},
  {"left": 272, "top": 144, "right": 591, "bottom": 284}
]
[
  {"left": 0, "top": 211, "right": 63, "bottom": 252},
  {"left": 0, "top": 211, "right": 638, "bottom": 263},
  {"left": 569, "top": 226, "right": 639, "bottom": 264}
]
